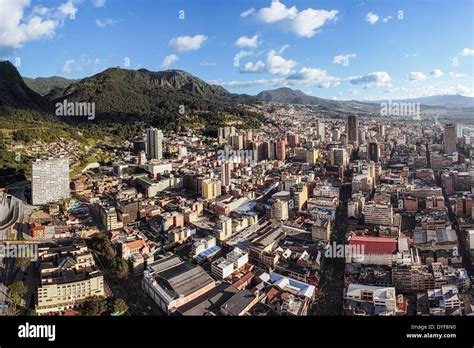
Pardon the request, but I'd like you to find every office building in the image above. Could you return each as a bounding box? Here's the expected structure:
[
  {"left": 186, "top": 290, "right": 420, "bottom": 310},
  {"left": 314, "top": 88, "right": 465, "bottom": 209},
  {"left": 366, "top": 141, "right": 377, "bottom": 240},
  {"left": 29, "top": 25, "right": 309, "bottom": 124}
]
[
  {"left": 32, "top": 157, "right": 70, "bottom": 205},
  {"left": 444, "top": 124, "right": 457, "bottom": 155},
  {"left": 346, "top": 115, "right": 359, "bottom": 144},
  {"left": 146, "top": 127, "right": 163, "bottom": 160},
  {"left": 36, "top": 240, "right": 105, "bottom": 314}
]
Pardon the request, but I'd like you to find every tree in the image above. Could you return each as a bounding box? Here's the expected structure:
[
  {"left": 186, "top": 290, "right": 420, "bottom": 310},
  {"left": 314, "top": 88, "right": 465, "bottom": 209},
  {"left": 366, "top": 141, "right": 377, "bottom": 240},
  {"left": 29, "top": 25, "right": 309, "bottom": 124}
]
[
  {"left": 26, "top": 309, "right": 38, "bottom": 316},
  {"left": 112, "top": 258, "right": 129, "bottom": 279},
  {"left": 82, "top": 296, "right": 107, "bottom": 316},
  {"left": 7, "top": 281, "right": 28, "bottom": 308},
  {"left": 111, "top": 298, "right": 128, "bottom": 315},
  {"left": 15, "top": 257, "right": 31, "bottom": 273}
]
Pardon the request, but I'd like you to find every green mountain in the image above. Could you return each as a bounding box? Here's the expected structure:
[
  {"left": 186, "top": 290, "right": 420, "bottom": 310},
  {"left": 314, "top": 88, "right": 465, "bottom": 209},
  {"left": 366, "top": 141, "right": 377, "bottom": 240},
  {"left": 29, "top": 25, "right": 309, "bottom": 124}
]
[
  {"left": 0, "top": 61, "right": 52, "bottom": 112},
  {"left": 47, "top": 67, "right": 262, "bottom": 129},
  {"left": 23, "top": 76, "right": 76, "bottom": 96}
]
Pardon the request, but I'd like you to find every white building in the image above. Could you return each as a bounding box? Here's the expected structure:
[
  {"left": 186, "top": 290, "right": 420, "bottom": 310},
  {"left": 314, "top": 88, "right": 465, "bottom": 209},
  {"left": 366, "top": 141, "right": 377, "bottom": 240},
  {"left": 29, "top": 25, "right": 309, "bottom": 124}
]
[
  {"left": 363, "top": 202, "right": 393, "bottom": 226},
  {"left": 344, "top": 284, "right": 397, "bottom": 316},
  {"left": 211, "top": 257, "right": 234, "bottom": 279},
  {"left": 146, "top": 127, "right": 163, "bottom": 160},
  {"left": 226, "top": 248, "right": 249, "bottom": 270},
  {"left": 32, "top": 157, "right": 70, "bottom": 205}
]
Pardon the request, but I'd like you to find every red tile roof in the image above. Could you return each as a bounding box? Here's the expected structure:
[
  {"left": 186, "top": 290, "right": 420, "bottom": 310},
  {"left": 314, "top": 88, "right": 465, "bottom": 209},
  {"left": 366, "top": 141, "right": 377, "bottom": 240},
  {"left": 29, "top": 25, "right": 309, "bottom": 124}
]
[{"left": 349, "top": 236, "right": 398, "bottom": 254}]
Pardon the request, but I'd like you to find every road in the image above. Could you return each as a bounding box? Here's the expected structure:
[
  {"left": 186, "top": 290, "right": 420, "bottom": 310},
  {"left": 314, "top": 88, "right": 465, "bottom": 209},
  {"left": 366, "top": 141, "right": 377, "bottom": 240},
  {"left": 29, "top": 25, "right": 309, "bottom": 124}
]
[
  {"left": 0, "top": 257, "right": 16, "bottom": 315},
  {"left": 311, "top": 181, "right": 351, "bottom": 315}
]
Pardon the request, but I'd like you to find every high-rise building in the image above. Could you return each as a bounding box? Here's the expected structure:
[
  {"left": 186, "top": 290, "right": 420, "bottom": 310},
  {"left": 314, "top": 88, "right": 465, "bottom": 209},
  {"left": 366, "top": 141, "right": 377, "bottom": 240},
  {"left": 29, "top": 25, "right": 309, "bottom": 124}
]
[
  {"left": 276, "top": 139, "right": 286, "bottom": 161},
  {"left": 331, "top": 148, "right": 348, "bottom": 167},
  {"left": 146, "top": 127, "right": 163, "bottom": 160},
  {"left": 368, "top": 141, "right": 380, "bottom": 162},
  {"left": 318, "top": 121, "right": 326, "bottom": 142},
  {"left": 221, "top": 162, "right": 231, "bottom": 188},
  {"left": 346, "top": 115, "right": 359, "bottom": 144},
  {"left": 273, "top": 199, "right": 289, "bottom": 220},
  {"left": 444, "top": 124, "right": 457, "bottom": 155},
  {"left": 32, "top": 157, "right": 70, "bottom": 205},
  {"left": 201, "top": 178, "right": 222, "bottom": 200}
]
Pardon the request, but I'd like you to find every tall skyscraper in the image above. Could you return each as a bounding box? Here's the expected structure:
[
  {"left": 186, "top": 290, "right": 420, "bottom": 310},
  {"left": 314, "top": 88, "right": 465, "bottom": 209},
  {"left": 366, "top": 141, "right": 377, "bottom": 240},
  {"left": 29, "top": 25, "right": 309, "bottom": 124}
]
[
  {"left": 346, "top": 115, "right": 359, "bottom": 144},
  {"left": 32, "top": 157, "right": 70, "bottom": 205},
  {"left": 368, "top": 141, "right": 380, "bottom": 162},
  {"left": 221, "top": 162, "right": 231, "bottom": 188},
  {"left": 276, "top": 139, "right": 286, "bottom": 161},
  {"left": 146, "top": 127, "right": 163, "bottom": 160},
  {"left": 444, "top": 123, "right": 457, "bottom": 155}
]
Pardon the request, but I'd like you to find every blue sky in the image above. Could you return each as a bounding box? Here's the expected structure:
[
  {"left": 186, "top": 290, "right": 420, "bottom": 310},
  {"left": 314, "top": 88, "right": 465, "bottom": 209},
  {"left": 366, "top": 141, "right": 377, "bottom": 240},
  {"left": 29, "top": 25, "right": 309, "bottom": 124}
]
[{"left": 1, "top": 0, "right": 473, "bottom": 100}]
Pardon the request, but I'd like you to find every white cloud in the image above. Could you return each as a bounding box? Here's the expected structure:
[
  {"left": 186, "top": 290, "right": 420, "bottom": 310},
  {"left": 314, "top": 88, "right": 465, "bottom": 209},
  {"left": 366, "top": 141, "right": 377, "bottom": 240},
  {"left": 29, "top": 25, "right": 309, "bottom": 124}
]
[
  {"left": 251, "top": 1, "right": 337, "bottom": 38},
  {"left": 235, "top": 34, "right": 259, "bottom": 48},
  {"left": 62, "top": 59, "right": 76, "bottom": 73},
  {"left": 290, "top": 8, "right": 338, "bottom": 38},
  {"left": 287, "top": 67, "right": 340, "bottom": 88},
  {"left": 382, "top": 16, "right": 392, "bottom": 22},
  {"left": 407, "top": 71, "right": 427, "bottom": 81},
  {"left": 461, "top": 48, "right": 474, "bottom": 56},
  {"left": 240, "top": 60, "right": 266, "bottom": 73},
  {"left": 170, "top": 35, "right": 207, "bottom": 52},
  {"left": 256, "top": 0, "right": 297, "bottom": 23},
  {"left": 215, "top": 65, "right": 340, "bottom": 89},
  {"left": 266, "top": 49, "right": 297, "bottom": 75},
  {"left": 365, "top": 12, "right": 379, "bottom": 24},
  {"left": 429, "top": 68, "right": 443, "bottom": 78},
  {"left": 58, "top": 0, "right": 77, "bottom": 18},
  {"left": 333, "top": 53, "right": 356, "bottom": 66},
  {"left": 95, "top": 18, "right": 114, "bottom": 28},
  {"left": 92, "top": 0, "right": 106, "bottom": 7},
  {"left": 161, "top": 54, "right": 179, "bottom": 68},
  {"left": 350, "top": 71, "right": 391, "bottom": 87},
  {"left": 449, "top": 71, "right": 466, "bottom": 78},
  {"left": 240, "top": 8, "right": 256, "bottom": 17},
  {"left": 61, "top": 55, "right": 104, "bottom": 74},
  {"left": 0, "top": 0, "right": 77, "bottom": 50},
  {"left": 233, "top": 50, "right": 257, "bottom": 65}
]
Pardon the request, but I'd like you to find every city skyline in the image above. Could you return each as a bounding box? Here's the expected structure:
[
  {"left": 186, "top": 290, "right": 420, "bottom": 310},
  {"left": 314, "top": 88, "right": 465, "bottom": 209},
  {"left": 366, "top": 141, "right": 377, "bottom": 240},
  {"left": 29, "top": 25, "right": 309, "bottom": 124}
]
[{"left": 0, "top": 0, "right": 473, "bottom": 101}]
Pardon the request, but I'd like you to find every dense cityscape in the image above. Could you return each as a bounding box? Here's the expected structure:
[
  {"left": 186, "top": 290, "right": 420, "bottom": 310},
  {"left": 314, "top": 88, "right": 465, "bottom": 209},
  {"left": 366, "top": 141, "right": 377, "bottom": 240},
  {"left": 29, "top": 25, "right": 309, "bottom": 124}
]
[
  {"left": 0, "top": 0, "right": 473, "bottom": 346},
  {"left": 1, "top": 106, "right": 474, "bottom": 317}
]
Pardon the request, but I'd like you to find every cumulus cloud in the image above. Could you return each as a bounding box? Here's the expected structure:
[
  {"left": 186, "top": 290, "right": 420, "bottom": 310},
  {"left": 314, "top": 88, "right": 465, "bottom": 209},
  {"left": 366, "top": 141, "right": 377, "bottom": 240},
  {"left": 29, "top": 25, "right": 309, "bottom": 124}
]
[
  {"left": 256, "top": 0, "right": 297, "bottom": 23},
  {"left": 247, "top": 1, "right": 337, "bottom": 38},
  {"left": 333, "top": 53, "right": 356, "bottom": 66},
  {"left": 240, "top": 8, "right": 256, "bottom": 18},
  {"left": 407, "top": 71, "right": 427, "bottom": 81},
  {"left": 461, "top": 48, "right": 474, "bottom": 56},
  {"left": 365, "top": 12, "right": 379, "bottom": 24},
  {"left": 170, "top": 35, "right": 207, "bottom": 52},
  {"left": 0, "top": 0, "right": 77, "bottom": 51},
  {"left": 240, "top": 60, "right": 266, "bottom": 73},
  {"left": 95, "top": 18, "right": 114, "bottom": 28},
  {"left": 350, "top": 71, "right": 391, "bottom": 87},
  {"left": 290, "top": 8, "right": 338, "bottom": 38},
  {"left": 214, "top": 65, "right": 340, "bottom": 89},
  {"left": 235, "top": 34, "right": 259, "bottom": 48},
  {"left": 287, "top": 67, "right": 340, "bottom": 88},
  {"left": 430, "top": 68, "right": 443, "bottom": 78},
  {"left": 161, "top": 54, "right": 179, "bottom": 68},
  {"left": 266, "top": 49, "right": 297, "bottom": 75}
]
